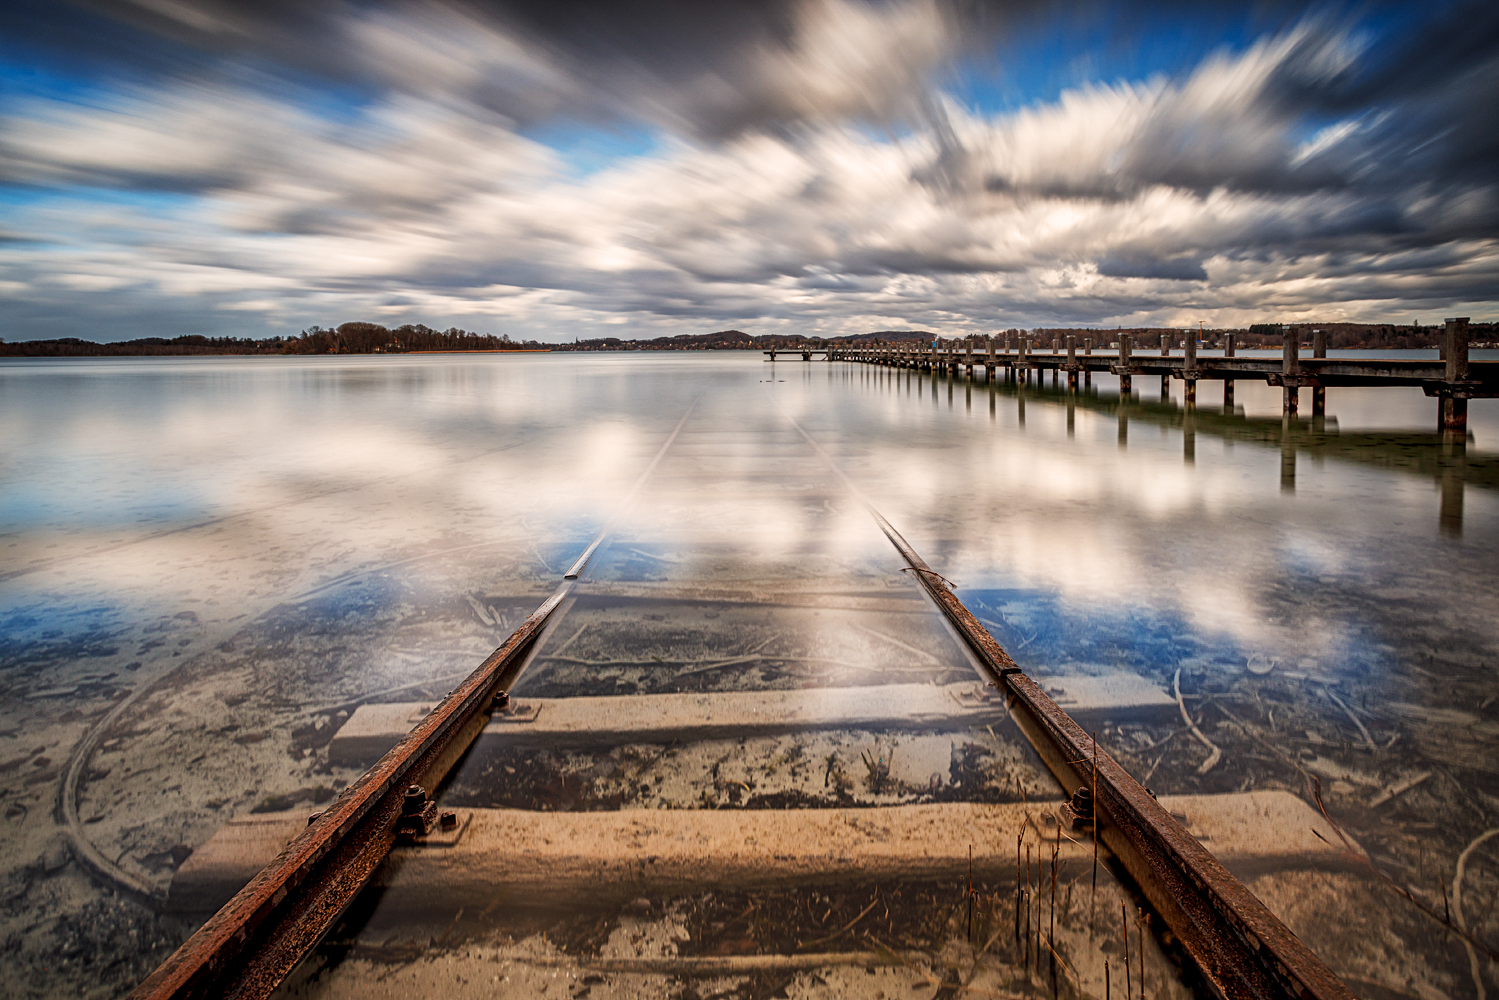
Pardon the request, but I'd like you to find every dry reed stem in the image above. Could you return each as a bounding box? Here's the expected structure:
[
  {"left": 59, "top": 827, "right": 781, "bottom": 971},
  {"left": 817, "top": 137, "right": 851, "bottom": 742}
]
[
  {"left": 796, "top": 895, "right": 880, "bottom": 951},
  {"left": 1173, "top": 667, "right": 1221, "bottom": 773},
  {"left": 1321, "top": 686, "right": 1377, "bottom": 751},
  {"left": 1454, "top": 828, "right": 1499, "bottom": 1000},
  {"left": 1308, "top": 777, "right": 1499, "bottom": 962}
]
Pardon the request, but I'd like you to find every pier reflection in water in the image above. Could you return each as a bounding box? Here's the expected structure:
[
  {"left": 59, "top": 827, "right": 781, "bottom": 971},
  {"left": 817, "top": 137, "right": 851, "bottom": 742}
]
[
  {"left": 865, "top": 353, "right": 1493, "bottom": 531},
  {"left": 0, "top": 353, "right": 1494, "bottom": 999}
]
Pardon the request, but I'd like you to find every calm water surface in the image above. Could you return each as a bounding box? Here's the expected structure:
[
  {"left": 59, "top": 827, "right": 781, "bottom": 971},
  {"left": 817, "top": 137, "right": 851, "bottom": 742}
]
[{"left": 1, "top": 353, "right": 1496, "bottom": 999}]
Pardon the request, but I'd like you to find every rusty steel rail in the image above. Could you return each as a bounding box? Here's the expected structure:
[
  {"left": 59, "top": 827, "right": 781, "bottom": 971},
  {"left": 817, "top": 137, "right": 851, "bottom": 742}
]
[
  {"left": 130, "top": 402, "right": 697, "bottom": 1000},
  {"left": 784, "top": 413, "right": 1356, "bottom": 1000},
  {"left": 129, "top": 583, "right": 569, "bottom": 999}
]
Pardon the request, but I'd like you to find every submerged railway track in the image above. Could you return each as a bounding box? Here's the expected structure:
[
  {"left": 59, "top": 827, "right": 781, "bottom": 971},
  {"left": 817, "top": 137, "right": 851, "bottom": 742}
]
[{"left": 122, "top": 399, "right": 1357, "bottom": 1000}]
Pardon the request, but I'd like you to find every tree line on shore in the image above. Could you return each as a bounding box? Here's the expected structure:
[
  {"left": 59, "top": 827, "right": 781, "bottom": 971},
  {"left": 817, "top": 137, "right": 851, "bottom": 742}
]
[
  {"left": 2, "top": 320, "right": 1491, "bottom": 357},
  {"left": 0, "top": 323, "right": 545, "bottom": 357}
]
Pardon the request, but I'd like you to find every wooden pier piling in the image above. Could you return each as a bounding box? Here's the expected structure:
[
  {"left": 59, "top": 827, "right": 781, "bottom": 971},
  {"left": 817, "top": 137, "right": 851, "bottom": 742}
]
[
  {"left": 1223, "top": 332, "right": 1236, "bottom": 408},
  {"left": 1158, "top": 334, "right": 1171, "bottom": 397},
  {"left": 840, "top": 329, "right": 1488, "bottom": 534},
  {"left": 1440, "top": 317, "right": 1471, "bottom": 435},
  {"left": 1281, "top": 330, "right": 1300, "bottom": 415},
  {"left": 1115, "top": 334, "right": 1133, "bottom": 394},
  {"left": 1183, "top": 330, "right": 1198, "bottom": 405},
  {"left": 849, "top": 325, "right": 1492, "bottom": 442},
  {"left": 1312, "top": 329, "right": 1328, "bottom": 416},
  {"left": 1281, "top": 416, "right": 1296, "bottom": 490}
]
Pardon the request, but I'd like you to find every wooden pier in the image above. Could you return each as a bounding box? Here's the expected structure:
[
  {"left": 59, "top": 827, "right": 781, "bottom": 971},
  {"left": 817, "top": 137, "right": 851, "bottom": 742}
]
[
  {"left": 764, "top": 347, "right": 830, "bottom": 361},
  {"left": 811, "top": 319, "right": 1493, "bottom": 433}
]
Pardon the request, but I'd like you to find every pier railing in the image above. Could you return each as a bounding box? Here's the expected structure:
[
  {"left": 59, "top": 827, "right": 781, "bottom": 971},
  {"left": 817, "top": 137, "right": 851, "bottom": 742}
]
[{"left": 774, "top": 320, "right": 1494, "bottom": 433}]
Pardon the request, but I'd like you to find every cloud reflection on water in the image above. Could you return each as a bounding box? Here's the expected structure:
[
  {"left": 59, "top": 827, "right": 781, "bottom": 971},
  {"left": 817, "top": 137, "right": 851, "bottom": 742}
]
[{"left": 1, "top": 352, "right": 1493, "bottom": 694}]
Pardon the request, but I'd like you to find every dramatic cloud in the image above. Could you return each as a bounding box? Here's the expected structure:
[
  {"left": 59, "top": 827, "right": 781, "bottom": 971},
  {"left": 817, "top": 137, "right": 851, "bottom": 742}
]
[{"left": 0, "top": 0, "right": 1495, "bottom": 340}]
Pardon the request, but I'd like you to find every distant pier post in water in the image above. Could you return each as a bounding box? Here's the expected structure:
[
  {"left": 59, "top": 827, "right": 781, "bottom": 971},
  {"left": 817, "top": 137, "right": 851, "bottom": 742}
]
[
  {"left": 1312, "top": 329, "right": 1327, "bottom": 417},
  {"left": 1281, "top": 327, "right": 1300, "bottom": 415},
  {"left": 1222, "top": 332, "right": 1236, "bottom": 409},
  {"left": 1441, "top": 317, "right": 1470, "bottom": 437},
  {"left": 1066, "top": 335, "right": 1078, "bottom": 391},
  {"left": 1441, "top": 457, "right": 1466, "bottom": 536},
  {"left": 1116, "top": 334, "right": 1133, "bottom": 395},
  {"left": 1280, "top": 416, "right": 1297, "bottom": 491},
  {"left": 1183, "top": 328, "right": 1198, "bottom": 405},
  {"left": 1160, "top": 333, "right": 1171, "bottom": 397}
]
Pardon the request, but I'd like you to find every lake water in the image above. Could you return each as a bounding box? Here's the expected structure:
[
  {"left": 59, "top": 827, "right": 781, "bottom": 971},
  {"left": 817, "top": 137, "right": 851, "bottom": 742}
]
[{"left": 1, "top": 352, "right": 1496, "bottom": 999}]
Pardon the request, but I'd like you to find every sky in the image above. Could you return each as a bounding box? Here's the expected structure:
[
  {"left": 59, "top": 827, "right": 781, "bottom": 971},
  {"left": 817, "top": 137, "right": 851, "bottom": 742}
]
[{"left": 0, "top": 0, "right": 1496, "bottom": 343}]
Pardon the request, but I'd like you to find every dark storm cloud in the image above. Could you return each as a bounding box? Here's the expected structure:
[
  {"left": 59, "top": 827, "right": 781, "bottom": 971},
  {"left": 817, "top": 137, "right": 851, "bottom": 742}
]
[
  {"left": 1096, "top": 255, "right": 1207, "bottom": 281},
  {"left": 7, "top": 0, "right": 1319, "bottom": 143},
  {"left": 10, "top": 0, "right": 970, "bottom": 139}
]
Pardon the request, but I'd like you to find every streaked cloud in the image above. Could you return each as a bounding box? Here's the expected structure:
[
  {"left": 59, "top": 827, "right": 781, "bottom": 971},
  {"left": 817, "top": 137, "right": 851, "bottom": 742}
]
[{"left": 0, "top": 0, "right": 1495, "bottom": 340}]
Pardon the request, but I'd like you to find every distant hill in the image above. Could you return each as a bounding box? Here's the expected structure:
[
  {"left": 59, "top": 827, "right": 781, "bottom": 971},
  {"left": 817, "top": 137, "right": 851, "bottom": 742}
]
[{"left": 562, "top": 330, "right": 754, "bottom": 350}]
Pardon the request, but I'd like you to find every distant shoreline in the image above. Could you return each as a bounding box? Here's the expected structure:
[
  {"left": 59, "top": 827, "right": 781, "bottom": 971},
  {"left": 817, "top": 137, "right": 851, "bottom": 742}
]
[
  {"left": 0, "top": 348, "right": 554, "bottom": 358},
  {"left": 4, "top": 318, "right": 1493, "bottom": 358}
]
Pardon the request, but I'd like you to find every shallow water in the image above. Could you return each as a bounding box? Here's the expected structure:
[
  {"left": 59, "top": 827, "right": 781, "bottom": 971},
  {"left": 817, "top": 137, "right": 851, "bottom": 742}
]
[{"left": 1, "top": 352, "right": 1496, "bottom": 999}]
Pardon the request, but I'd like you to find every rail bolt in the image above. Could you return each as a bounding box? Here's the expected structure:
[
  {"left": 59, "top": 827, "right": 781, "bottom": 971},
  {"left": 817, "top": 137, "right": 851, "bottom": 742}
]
[
  {"left": 402, "top": 785, "right": 427, "bottom": 816},
  {"left": 440, "top": 810, "right": 458, "bottom": 831},
  {"left": 493, "top": 690, "right": 510, "bottom": 712},
  {"left": 1069, "top": 785, "right": 1094, "bottom": 820}
]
